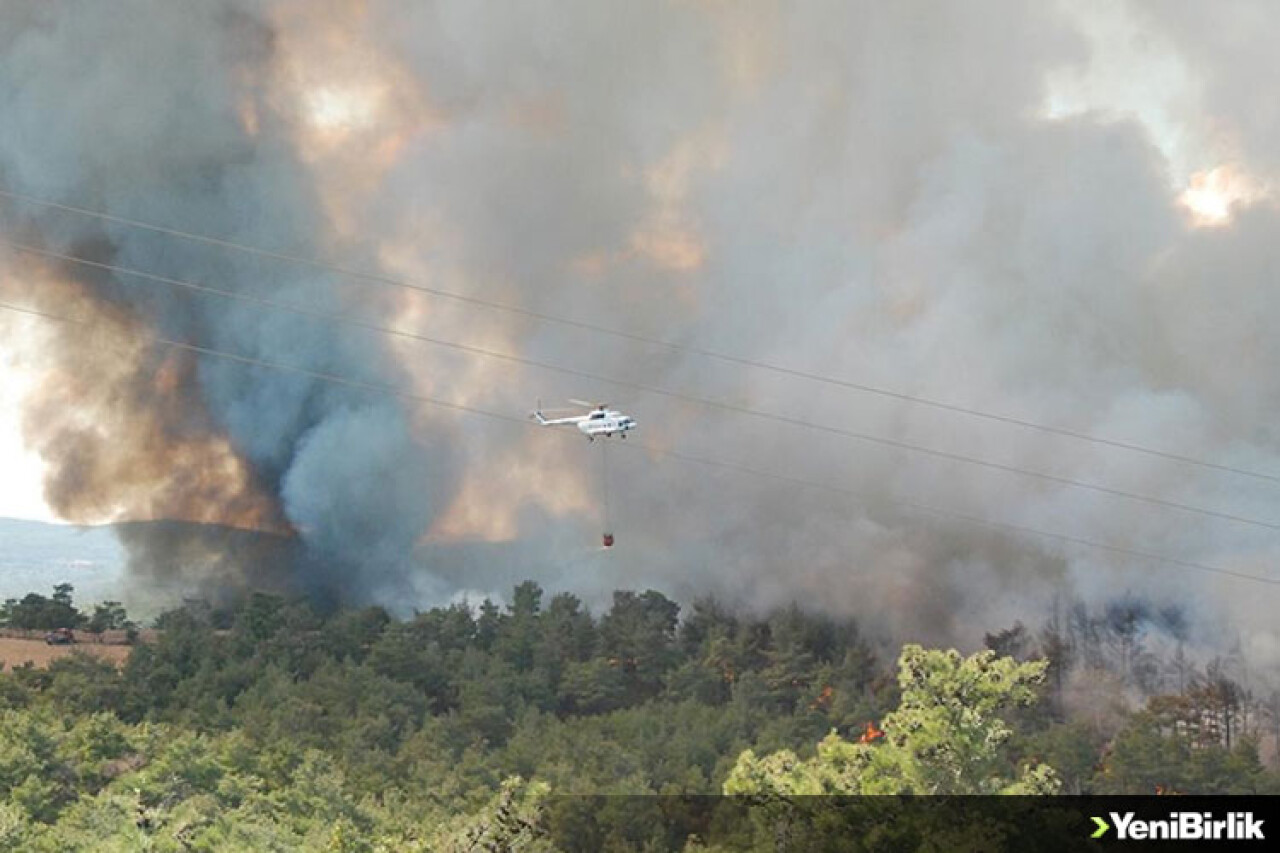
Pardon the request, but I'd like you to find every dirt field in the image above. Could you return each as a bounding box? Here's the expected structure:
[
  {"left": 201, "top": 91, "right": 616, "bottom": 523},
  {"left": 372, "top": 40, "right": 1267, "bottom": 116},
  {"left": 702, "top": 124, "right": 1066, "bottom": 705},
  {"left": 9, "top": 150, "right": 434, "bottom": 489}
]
[{"left": 0, "top": 636, "right": 133, "bottom": 671}]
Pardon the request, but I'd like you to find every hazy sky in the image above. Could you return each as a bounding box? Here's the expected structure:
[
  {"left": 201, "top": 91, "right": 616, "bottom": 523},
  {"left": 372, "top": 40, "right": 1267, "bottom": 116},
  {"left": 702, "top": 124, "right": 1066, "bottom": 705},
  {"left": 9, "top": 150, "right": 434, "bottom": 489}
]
[{"left": 0, "top": 322, "right": 54, "bottom": 521}]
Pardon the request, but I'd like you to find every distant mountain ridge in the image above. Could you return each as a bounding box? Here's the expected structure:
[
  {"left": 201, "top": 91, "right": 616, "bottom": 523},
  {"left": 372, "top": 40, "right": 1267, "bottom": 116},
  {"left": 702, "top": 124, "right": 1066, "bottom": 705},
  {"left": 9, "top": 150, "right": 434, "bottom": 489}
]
[
  {"left": 0, "top": 516, "right": 604, "bottom": 614},
  {"left": 0, "top": 517, "right": 125, "bottom": 602}
]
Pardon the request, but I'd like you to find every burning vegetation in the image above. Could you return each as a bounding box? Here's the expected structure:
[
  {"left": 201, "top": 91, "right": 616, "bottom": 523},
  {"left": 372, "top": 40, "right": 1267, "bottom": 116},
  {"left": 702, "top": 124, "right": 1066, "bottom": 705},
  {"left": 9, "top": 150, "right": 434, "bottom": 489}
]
[{"left": 858, "top": 720, "right": 885, "bottom": 744}]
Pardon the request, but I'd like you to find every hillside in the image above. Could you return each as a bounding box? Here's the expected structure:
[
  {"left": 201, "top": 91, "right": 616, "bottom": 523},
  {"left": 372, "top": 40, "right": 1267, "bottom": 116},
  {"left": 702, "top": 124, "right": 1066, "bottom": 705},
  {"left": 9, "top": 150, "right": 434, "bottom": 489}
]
[
  {"left": 0, "top": 581, "right": 1276, "bottom": 849},
  {"left": 0, "top": 518, "right": 123, "bottom": 603}
]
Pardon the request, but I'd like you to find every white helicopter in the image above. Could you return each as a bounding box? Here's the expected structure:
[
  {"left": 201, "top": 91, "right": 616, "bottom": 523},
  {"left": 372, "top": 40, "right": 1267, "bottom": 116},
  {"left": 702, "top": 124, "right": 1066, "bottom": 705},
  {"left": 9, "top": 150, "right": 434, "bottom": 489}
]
[{"left": 531, "top": 399, "right": 637, "bottom": 440}]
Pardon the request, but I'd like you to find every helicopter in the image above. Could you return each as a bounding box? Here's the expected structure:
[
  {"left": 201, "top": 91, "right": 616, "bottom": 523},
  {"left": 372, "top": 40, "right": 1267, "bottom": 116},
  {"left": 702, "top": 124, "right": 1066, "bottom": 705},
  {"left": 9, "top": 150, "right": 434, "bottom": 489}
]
[{"left": 531, "top": 399, "right": 637, "bottom": 440}]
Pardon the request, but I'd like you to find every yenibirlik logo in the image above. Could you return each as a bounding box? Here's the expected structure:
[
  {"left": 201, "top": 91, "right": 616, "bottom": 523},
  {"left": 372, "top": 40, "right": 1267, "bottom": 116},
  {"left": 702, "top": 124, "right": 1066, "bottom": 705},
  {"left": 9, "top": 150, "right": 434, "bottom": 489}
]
[{"left": 1091, "top": 812, "right": 1265, "bottom": 841}]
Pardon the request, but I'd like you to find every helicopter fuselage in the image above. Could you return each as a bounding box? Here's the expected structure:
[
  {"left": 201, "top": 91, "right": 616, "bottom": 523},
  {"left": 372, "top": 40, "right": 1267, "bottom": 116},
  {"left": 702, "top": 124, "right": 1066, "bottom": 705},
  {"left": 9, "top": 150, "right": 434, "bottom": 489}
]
[
  {"left": 577, "top": 409, "right": 636, "bottom": 438},
  {"left": 533, "top": 404, "right": 637, "bottom": 439}
]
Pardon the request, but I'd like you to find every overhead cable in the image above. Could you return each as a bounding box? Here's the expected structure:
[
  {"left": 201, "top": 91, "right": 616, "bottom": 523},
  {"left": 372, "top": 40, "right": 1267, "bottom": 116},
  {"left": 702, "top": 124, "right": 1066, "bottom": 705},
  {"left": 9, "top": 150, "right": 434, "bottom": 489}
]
[
  {"left": 3, "top": 185, "right": 1275, "bottom": 485},
  {"left": 0, "top": 297, "right": 1275, "bottom": 589},
  {"left": 5, "top": 239, "right": 1276, "bottom": 534}
]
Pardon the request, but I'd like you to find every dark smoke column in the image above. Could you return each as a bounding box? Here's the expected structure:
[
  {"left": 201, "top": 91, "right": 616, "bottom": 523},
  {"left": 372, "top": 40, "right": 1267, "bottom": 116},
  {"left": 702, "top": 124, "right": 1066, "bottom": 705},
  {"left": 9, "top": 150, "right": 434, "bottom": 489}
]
[{"left": 0, "top": 1, "right": 456, "bottom": 605}]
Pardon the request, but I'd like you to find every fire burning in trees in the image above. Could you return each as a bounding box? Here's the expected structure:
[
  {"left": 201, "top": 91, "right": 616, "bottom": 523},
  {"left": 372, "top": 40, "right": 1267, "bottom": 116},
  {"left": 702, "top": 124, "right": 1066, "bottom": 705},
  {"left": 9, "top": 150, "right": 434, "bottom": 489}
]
[{"left": 808, "top": 685, "right": 833, "bottom": 711}]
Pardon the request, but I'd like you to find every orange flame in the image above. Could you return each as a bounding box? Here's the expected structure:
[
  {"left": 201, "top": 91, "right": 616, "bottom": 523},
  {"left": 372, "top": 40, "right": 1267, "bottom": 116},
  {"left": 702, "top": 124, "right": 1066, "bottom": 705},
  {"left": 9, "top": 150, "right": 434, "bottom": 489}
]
[
  {"left": 858, "top": 721, "right": 885, "bottom": 744},
  {"left": 808, "top": 685, "right": 834, "bottom": 711}
]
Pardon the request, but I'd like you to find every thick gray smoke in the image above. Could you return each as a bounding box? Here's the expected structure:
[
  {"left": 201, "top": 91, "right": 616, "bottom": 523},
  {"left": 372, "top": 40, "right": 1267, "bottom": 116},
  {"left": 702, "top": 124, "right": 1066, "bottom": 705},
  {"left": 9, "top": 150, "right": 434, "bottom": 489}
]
[
  {"left": 1, "top": 0, "right": 1278, "bottom": 675},
  {"left": 0, "top": 0, "right": 457, "bottom": 603}
]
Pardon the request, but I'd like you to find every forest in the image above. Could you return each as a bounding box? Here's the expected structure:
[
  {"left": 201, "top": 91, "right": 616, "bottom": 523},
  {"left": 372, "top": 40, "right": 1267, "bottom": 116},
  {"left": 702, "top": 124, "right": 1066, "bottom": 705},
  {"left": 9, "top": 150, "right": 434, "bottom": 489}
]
[{"left": 0, "top": 582, "right": 1277, "bottom": 850}]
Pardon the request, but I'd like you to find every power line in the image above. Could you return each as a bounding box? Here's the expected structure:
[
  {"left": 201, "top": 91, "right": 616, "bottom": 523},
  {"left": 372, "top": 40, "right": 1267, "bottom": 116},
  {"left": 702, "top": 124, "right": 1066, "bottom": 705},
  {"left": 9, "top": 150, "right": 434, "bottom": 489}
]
[
  {"left": 6, "top": 238, "right": 1279, "bottom": 534},
  {"left": 0, "top": 297, "right": 1276, "bottom": 589},
  {"left": 3, "top": 185, "right": 1276, "bottom": 485},
  {"left": 654, "top": 443, "right": 1280, "bottom": 588}
]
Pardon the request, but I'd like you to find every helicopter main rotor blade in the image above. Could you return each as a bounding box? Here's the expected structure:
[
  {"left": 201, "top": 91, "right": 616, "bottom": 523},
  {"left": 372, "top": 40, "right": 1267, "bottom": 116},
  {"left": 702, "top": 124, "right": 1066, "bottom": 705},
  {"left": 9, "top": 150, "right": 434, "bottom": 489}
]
[{"left": 569, "top": 398, "right": 603, "bottom": 408}]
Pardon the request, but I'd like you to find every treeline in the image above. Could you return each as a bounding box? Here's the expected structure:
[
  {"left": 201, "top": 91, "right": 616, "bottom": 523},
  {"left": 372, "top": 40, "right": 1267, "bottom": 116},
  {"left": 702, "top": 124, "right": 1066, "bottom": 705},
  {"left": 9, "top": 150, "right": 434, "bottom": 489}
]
[
  {"left": 122, "top": 581, "right": 889, "bottom": 730},
  {"left": 0, "top": 583, "right": 134, "bottom": 639},
  {"left": 981, "top": 596, "right": 1279, "bottom": 794},
  {"left": 0, "top": 582, "right": 1276, "bottom": 849}
]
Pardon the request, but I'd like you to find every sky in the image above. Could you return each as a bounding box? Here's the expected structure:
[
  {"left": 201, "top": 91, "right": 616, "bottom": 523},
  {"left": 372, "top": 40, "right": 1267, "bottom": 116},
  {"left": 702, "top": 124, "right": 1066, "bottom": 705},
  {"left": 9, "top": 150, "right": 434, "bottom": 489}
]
[
  {"left": 1, "top": 0, "right": 1279, "bottom": 659},
  {"left": 0, "top": 318, "right": 55, "bottom": 522}
]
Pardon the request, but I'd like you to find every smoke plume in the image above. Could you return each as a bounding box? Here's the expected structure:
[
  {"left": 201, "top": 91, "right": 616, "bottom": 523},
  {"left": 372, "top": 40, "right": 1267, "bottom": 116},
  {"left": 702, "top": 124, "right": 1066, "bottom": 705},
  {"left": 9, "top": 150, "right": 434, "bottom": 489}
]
[{"left": 1, "top": 1, "right": 1279, "bottom": 675}]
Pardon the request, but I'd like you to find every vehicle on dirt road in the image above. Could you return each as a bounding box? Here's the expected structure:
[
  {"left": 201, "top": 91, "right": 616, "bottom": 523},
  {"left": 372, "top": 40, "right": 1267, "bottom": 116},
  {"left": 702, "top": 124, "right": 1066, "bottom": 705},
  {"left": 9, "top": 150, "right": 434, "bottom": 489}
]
[{"left": 44, "top": 628, "right": 76, "bottom": 645}]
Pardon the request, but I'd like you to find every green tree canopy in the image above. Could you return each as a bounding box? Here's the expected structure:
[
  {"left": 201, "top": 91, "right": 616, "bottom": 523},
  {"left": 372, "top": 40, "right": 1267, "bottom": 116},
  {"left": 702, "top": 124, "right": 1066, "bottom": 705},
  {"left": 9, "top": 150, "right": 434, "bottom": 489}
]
[{"left": 724, "top": 644, "right": 1060, "bottom": 795}]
